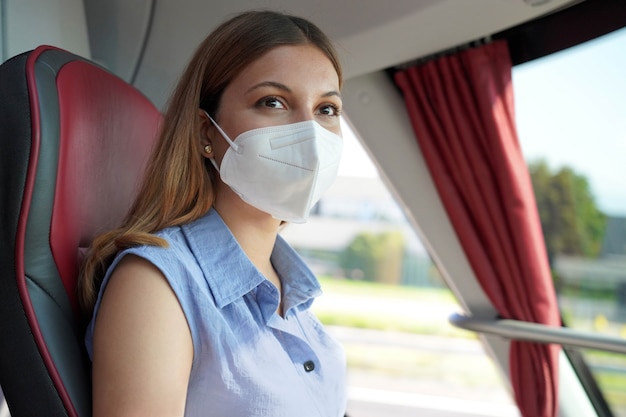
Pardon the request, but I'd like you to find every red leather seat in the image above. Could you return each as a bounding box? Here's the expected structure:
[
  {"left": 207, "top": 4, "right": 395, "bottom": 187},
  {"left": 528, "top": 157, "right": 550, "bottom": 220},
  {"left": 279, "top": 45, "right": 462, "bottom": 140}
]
[{"left": 0, "top": 45, "right": 162, "bottom": 417}]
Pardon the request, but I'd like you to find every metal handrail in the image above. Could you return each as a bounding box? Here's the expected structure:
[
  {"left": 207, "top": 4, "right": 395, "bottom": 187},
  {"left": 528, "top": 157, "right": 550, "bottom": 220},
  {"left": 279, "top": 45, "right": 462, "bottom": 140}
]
[{"left": 449, "top": 313, "right": 626, "bottom": 355}]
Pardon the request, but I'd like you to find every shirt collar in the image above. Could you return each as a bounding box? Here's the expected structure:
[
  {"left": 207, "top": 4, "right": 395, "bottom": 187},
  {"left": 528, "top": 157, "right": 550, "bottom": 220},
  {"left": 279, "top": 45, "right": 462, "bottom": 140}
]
[
  {"left": 181, "top": 209, "right": 321, "bottom": 309},
  {"left": 272, "top": 233, "right": 322, "bottom": 313}
]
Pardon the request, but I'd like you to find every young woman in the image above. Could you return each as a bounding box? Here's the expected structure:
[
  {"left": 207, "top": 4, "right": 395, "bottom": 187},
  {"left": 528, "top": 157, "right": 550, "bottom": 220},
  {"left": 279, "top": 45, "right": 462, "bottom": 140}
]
[{"left": 79, "top": 10, "right": 347, "bottom": 417}]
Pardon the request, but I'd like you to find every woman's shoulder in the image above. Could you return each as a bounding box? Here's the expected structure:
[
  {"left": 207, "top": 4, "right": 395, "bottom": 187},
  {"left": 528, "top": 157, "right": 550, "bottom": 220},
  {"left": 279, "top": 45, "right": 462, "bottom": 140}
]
[
  {"left": 119, "top": 227, "right": 201, "bottom": 285},
  {"left": 123, "top": 225, "right": 191, "bottom": 262}
]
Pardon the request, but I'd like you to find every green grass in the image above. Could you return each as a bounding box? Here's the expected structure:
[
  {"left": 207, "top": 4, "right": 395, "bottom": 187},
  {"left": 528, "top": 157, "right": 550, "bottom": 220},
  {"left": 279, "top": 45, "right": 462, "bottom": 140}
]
[
  {"left": 583, "top": 351, "right": 626, "bottom": 411},
  {"left": 317, "top": 276, "right": 456, "bottom": 302},
  {"left": 314, "top": 276, "right": 474, "bottom": 338}
]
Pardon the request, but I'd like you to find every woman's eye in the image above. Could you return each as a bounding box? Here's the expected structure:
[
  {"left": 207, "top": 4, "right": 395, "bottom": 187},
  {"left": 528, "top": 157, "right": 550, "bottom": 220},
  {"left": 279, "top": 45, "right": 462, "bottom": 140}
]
[
  {"left": 318, "top": 104, "right": 341, "bottom": 117},
  {"left": 258, "top": 97, "right": 285, "bottom": 109}
]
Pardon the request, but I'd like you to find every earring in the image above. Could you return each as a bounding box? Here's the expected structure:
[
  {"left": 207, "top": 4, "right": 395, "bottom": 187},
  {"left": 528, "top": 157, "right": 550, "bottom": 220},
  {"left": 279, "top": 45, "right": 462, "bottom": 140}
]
[{"left": 204, "top": 144, "right": 213, "bottom": 154}]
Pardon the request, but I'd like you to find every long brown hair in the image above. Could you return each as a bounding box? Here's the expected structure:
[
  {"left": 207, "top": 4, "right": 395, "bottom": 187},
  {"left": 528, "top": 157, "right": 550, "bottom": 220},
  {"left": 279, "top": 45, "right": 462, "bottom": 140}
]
[{"left": 78, "top": 10, "right": 343, "bottom": 315}]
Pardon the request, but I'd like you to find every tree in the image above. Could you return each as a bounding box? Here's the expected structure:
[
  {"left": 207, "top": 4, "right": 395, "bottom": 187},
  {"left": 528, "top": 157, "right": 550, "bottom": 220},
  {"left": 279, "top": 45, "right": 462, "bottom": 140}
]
[
  {"left": 528, "top": 159, "right": 606, "bottom": 262},
  {"left": 339, "top": 230, "right": 405, "bottom": 283}
]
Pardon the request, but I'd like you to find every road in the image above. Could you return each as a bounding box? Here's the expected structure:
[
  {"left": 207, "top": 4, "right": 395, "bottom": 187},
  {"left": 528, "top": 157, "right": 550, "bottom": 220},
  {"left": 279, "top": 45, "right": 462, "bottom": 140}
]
[{"left": 347, "top": 386, "right": 520, "bottom": 417}]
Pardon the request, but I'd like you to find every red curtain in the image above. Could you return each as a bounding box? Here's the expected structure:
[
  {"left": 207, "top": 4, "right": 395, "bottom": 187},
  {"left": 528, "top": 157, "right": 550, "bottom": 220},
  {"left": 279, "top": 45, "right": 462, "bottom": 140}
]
[{"left": 394, "top": 40, "right": 561, "bottom": 417}]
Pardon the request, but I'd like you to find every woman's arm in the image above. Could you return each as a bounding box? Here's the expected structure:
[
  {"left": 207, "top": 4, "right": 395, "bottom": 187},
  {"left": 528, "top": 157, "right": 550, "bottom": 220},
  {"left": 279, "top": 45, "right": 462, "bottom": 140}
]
[{"left": 91, "top": 255, "right": 193, "bottom": 417}]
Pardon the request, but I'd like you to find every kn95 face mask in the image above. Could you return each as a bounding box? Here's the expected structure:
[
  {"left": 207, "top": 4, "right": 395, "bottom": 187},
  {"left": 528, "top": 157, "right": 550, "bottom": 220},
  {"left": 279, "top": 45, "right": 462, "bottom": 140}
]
[{"left": 204, "top": 111, "right": 343, "bottom": 223}]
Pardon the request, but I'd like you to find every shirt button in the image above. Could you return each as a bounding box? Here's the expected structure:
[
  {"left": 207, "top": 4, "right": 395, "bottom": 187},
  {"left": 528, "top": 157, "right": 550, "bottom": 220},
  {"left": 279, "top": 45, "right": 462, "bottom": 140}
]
[{"left": 303, "top": 360, "right": 315, "bottom": 372}]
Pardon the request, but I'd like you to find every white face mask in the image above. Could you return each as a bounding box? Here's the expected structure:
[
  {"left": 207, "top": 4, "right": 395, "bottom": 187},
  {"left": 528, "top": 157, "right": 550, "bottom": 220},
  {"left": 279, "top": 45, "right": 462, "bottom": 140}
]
[{"left": 205, "top": 112, "right": 343, "bottom": 223}]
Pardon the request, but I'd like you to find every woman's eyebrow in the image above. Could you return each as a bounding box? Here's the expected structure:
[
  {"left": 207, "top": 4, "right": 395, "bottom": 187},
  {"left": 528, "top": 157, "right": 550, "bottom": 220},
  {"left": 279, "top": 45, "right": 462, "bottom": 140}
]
[
  {"left": 246, "top": 81, "right": 341, "bottom": 99},
  {"left": 246, "top": 81, "right": 291, "bottom": 94},
  {"left": 322, "top": 90, "right": 342, "bottom": 99}
]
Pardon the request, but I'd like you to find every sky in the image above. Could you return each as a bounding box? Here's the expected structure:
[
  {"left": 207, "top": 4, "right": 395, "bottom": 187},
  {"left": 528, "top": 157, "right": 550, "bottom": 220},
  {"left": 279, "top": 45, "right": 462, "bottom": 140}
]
[
  {"left": 337, "top": 125, "right": 378, "bottom": 178},
  {"left": 513, "top": 26, "right": 626, "bottom": 216},
  {"left": 338, "top": 27, "right": 626, "bottom": 216}
]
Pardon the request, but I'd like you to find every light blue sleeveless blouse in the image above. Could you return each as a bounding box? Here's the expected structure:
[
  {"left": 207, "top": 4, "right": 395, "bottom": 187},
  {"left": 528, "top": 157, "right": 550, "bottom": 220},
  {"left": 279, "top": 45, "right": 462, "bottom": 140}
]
[{"left": 85, "top": 209, "right": 347, "bottom": 416}]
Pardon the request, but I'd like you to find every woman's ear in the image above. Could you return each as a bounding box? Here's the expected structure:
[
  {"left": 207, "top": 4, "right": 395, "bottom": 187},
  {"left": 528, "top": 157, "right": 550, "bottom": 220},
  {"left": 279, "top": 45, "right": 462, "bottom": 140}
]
[{"left": 198, "top": 109, "right": 215, "bottom": 157}]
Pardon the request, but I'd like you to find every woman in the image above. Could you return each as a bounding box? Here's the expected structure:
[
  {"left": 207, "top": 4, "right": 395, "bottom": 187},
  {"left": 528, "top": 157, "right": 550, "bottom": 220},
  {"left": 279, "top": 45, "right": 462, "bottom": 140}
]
[{"left": 79, "top": 10, "right": 347, "bottom": 417}]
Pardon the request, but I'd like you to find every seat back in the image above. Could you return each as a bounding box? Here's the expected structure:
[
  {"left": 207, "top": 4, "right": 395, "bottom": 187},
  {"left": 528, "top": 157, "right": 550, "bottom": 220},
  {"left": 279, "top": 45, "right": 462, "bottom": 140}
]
[{"left": 0, "top": 46, "right": 162, "bottom": 417}]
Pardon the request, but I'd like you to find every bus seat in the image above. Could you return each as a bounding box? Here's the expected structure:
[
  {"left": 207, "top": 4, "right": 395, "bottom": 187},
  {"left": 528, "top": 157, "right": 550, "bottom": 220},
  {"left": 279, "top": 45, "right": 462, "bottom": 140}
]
[{"left": 0, "top": 45, "right": 162, "bottom": 417}]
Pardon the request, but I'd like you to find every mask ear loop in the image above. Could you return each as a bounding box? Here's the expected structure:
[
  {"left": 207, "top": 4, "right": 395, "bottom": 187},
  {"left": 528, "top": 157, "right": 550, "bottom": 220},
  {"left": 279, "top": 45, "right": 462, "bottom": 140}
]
[{"left": 202, "top": 110, "right": 240, "bottom": 153}]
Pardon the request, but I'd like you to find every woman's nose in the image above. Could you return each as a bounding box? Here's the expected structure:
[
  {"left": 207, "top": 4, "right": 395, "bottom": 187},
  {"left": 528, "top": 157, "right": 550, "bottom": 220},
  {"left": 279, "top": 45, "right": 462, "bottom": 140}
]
[{"left": 292, "top": 108, "right": 315, "bottom": 124}]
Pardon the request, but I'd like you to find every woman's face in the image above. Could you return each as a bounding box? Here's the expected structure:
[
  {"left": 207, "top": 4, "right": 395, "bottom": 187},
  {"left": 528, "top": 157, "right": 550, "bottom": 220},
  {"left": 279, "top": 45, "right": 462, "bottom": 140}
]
[{"left": 210, "top": 44, "right": 342, "bottom": 152}]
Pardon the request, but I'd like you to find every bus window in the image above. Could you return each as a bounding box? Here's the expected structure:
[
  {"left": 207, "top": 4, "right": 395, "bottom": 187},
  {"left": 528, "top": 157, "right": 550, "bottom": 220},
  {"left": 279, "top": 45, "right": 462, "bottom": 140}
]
[{"left": 515, "top": 26, "right": 626, "bottom": 417}]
